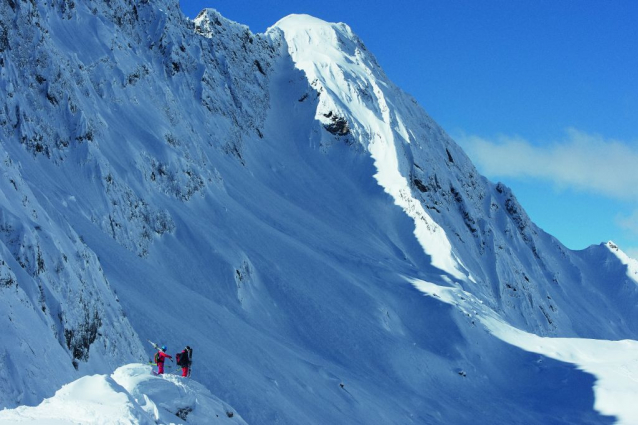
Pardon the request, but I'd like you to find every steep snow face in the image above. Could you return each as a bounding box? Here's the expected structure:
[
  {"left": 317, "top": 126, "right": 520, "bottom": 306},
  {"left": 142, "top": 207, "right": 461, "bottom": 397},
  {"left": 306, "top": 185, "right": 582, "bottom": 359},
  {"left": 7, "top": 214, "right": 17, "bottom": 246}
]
[
  {"left": 0, "top": 364, "right": 246, "bottom": 424},
  {"left": 272, "top": 15, "right": 467, "bottom": 280},
  {"left": 273, "top": 14, "right": 638, "bottom": 340},
  {"left": 1, "top": 0, "right": 278, "bottom": 404}
]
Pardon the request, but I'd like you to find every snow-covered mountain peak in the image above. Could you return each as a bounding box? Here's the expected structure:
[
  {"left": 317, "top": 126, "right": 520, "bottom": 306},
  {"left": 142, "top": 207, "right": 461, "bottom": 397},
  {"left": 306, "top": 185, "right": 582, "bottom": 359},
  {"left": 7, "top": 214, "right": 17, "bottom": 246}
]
[
  {"left": 606, "top": 241, "right": 638, "bottom": 283},
  {"left": 273, "top": 13, "right": 334, "bottom": 29},
  {"left": 193, "top": 8, "right": 250, "bottom": 38},
  {"left": 270, "top": 14, "right": 382, "bottom": 97},
  {"left": 270, "top": 13, "right": 384, "bottom": 126},
  {"left": 271, "top": 14, "right": 357, "bottom": 50},
  {"left": 2, "top": 3, "right": 638, "bottom": 423},
  {"left": 272, "top": 13, "right": 469, "bottom": 281},
  {"left": 272, "top": 14, "right": 350, "bottom": 35}
]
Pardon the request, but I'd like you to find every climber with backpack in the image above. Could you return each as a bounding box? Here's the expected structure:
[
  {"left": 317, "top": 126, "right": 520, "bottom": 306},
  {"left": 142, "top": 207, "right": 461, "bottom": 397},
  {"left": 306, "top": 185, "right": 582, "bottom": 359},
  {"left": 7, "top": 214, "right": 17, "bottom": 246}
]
[
  {"left": 154, "top": 345, "right": 173, "bottom": 375},
  {"left": 176, "top": 346, "right": 193, "bottom": 377}
]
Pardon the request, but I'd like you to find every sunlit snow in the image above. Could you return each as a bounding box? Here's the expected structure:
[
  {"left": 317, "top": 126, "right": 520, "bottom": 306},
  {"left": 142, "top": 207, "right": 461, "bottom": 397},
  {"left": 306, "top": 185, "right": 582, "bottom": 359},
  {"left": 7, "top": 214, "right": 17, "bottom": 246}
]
[
  {"left": 0, "top": 364, "right": 245, "bottom": 425},
  {"left": 273, "top": 15, "right": 468, "bottom": 280},
  {"left": 410, "top": 277, "right": 638, "bottom": 425},
  {"left": 1, "top": 2, "right": 637, "bottom": 424}
]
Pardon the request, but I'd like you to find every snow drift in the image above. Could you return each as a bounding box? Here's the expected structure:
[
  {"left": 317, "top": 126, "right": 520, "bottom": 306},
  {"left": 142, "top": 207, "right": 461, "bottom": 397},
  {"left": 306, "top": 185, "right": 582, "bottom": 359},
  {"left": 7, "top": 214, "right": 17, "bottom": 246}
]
[{"left": 0, "top": 364, "right": 245, "bottom": 424}]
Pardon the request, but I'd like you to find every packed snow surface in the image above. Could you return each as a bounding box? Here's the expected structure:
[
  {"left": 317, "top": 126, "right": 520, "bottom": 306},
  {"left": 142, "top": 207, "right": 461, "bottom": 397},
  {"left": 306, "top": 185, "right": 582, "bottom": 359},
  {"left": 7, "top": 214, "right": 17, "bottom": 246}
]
[{"left": 0, "top": 364, "right": 245, "bottom": 425}]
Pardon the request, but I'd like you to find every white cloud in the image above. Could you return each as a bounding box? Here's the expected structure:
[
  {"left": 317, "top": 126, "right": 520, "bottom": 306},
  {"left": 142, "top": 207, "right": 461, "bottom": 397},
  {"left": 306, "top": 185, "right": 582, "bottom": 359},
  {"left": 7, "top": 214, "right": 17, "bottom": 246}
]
[
  {"left": 456, "top": 129, "right": 638, "bottom": 201},
  {"left": 617, "top": 210, "right": 638, "bottom": 236}
]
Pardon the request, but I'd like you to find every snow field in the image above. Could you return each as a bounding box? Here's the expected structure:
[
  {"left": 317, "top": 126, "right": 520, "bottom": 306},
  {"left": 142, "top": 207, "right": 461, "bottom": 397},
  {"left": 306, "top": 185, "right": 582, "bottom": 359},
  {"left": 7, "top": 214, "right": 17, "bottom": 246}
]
[{"left": 410, "top": 277, "right": 638, "bottom": 425}]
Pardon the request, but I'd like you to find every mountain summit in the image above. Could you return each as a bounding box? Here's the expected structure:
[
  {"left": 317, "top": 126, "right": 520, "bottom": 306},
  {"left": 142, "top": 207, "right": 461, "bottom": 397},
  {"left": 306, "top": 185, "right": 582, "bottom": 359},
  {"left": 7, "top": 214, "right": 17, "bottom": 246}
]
[{"left": 0, "top": 2, "right": 636, "bottom": 424}]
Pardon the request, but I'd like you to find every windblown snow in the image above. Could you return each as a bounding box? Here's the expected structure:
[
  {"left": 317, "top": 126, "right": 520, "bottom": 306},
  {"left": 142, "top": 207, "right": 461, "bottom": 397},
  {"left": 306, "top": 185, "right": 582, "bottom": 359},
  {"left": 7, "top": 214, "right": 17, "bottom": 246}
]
[{"left": 0, "top": 1, "right": 637, "bottom": 424}]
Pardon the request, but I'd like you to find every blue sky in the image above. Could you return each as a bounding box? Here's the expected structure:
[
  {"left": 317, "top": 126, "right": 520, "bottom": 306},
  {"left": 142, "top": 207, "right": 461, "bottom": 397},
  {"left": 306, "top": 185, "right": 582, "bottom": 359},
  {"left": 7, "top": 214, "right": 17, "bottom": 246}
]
[{"left": 180, "top": 1, "right": 638, "bottom": 258}]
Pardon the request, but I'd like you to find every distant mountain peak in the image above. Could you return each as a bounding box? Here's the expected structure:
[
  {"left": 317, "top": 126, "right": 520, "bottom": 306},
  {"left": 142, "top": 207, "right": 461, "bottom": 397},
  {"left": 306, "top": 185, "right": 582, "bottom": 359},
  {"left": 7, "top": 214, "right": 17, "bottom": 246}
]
[{"left": 607, "top": 241, "right": 638, "bottom": 282}]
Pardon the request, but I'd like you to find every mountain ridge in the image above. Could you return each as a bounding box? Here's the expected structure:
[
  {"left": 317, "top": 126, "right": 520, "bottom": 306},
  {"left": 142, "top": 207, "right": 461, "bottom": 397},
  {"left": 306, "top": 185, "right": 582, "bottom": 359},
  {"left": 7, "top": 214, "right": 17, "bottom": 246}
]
[{"left": 0, "top": 2, "right": 636, "bottom": 423}]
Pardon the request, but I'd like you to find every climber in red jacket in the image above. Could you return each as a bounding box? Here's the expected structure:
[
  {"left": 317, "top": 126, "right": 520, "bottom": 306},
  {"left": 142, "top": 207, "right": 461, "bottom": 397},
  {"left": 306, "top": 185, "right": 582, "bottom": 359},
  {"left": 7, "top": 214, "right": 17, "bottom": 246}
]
[{"left": 154, "top": 345, "right": 173, "bottom": 374}]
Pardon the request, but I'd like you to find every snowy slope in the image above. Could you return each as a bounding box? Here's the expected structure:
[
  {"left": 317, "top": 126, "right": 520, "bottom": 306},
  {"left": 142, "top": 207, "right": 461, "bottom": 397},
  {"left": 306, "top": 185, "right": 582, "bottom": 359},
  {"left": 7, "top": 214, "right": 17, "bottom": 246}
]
[
  {"left": 272, "top": 15, "right": 467, "bottom": 281},
  {"left": 1, "top": 1, "right": 637, "bottom": 424},
  {"left": 271, "top": 14, "right": 638, "bottom": 341},
  {"left": 0, "top": 364, "right": 246, "bottom": 424},
  {"left": 412, "top": 277, "right": 638, "bottom": 425},
  {"left": 606, "top": 241, "right": 638, "bottom": 283}
]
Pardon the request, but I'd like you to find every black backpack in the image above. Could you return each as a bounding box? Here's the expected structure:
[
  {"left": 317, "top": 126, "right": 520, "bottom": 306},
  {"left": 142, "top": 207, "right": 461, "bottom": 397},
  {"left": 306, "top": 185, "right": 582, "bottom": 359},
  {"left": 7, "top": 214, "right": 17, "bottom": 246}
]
[{"left": 176, "top": 350, "right": 189, "bottom": 367}]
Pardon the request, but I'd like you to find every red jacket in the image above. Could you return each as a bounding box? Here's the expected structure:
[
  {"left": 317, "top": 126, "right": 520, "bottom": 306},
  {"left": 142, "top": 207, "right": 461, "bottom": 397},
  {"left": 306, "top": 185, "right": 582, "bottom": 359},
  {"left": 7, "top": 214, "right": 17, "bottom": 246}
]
[{"left": 157, "top": 351, "right": 172, "bottom": 364}]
